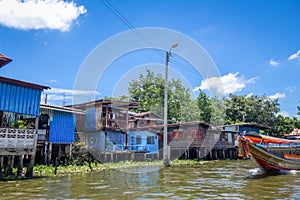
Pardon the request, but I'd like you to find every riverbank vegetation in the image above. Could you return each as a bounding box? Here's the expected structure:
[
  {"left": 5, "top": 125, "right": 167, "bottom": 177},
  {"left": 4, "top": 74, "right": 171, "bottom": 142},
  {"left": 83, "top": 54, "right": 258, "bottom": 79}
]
[
  {"left": 33, "top": 159, "right": 212, "bottom": 177},
  {"left": 0, "top": 158, "right": 218, "bottom": 181},
  {"left": 125, "top": 69, "right": 300, "bottom": 136}
]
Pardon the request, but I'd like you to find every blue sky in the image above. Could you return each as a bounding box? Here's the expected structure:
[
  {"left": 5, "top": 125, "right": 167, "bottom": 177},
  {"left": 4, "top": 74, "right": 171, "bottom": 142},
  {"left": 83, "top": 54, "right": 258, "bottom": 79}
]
[{"left": 0, "top": 0, "right": 300, "bottom": 117}]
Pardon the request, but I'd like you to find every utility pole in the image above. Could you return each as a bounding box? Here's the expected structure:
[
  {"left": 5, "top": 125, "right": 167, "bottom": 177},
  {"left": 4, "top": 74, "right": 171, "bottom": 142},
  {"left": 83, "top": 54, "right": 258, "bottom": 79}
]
[{"left": 163, "top": 43, "right": 178, "bottom": 167}]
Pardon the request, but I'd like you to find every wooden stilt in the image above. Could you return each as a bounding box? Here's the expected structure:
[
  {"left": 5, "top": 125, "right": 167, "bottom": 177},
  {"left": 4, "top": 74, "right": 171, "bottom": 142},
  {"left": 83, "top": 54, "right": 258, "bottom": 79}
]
[
  {"left": 58, "top": 145, "right": 62, "bottom": 156},
  {"left": 214, "top": 150, "right": 218, "bottom": 160},
  {"left": 26, "top": 117, "right": 39, "bottom": 178},
  {"left": 49, "top": 142, "right": 52, "bottom": 164},
  {"left": 7, "top": 156, "right": 14, "bottom": 176},
  {"left": 26, "top": 154, "right": 35, "bottom": 178},
  {"left": 44, "top": 142, "right": 48, "bottom": 164},
  {"left": 0, "top": 156, "right": 3, "bottom": 180},
  {"left": 17, "top": 155, "right": 24, "bottom": 177},
  {"left": 54, "top": 156, "right": 58, "bottom": 176},
  {"left": 69, "top": 143, "right": 72, "bottom": 162}
]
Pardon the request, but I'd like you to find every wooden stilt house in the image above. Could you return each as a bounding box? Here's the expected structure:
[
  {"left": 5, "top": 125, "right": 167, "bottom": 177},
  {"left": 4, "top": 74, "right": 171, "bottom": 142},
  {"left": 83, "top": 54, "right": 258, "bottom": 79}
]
[
  {"left": 0, "top": 54, "right": 49, "bottom": 178},
  {"left": 37, "top": 104, "right": 85, "bottom": 164}
]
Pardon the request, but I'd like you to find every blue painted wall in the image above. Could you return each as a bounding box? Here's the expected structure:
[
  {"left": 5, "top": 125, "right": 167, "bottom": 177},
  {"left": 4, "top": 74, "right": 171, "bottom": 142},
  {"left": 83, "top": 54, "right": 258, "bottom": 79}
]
[
  {"left": 49, "top": 110, "right": 75, "bottom": 143},
  {"left": 128, "top": 131, "right": 158, "bottom": 154},
  {"left": 0, "top": 81, "right": 41, "bottom": 116}
]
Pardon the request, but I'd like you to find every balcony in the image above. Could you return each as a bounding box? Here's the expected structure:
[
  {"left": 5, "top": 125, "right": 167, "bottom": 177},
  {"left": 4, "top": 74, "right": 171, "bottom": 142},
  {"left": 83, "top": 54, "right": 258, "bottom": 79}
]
[{"left": 0, "top": 128, "right": 37, "bottom": 155}]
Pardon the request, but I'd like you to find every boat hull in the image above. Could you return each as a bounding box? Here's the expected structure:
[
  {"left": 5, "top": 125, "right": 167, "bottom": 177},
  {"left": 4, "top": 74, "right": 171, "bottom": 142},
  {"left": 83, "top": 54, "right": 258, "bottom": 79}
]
[{"left": 243, "top": 138, "right": 300, "bottom": 172}]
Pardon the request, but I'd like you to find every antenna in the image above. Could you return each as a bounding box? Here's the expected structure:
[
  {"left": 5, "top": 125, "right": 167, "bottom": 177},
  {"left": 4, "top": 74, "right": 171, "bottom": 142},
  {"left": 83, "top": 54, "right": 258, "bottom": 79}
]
[
  {"left": 62, "top": 92, "right": 66, "bottom": 106},
  {"left": 45, "top": 94, "right": 48, "bottom": 104}
]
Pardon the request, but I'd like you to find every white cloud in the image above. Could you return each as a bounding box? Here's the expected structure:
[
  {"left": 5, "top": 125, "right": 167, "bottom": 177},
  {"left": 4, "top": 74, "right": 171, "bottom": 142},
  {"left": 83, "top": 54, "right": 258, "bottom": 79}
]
[
  {"left": 43, "top": 94, "right": 72, "bottom": 101},
  {"left": 276, "top": 111, "right": 289, "bottom": 117},
  {"left": 41, "top": 87, "right": 101, "bottom": 104},
  {"left": 246, "top": 93, "right": 254, "bottom": 98},
  {"left": 0, "top": 0, "right": 87, "bottom": 32},
  {"left": 193, "top": 72, "right": 257, "bottom": 95},
  {"left": 288, "top": 50, "right": 300, "bottom": 61},
  {"left": 268, "top": 92, "right": 285, "bottom": 100},
  {"left": 269, "top": 58, "right": 280, "bottom": 66},
  {"left": 45, "top": 87, "right": 100, "bottom": 96},
  {"left": 286, "top": 86, "right": 296, "bottom": 93}
]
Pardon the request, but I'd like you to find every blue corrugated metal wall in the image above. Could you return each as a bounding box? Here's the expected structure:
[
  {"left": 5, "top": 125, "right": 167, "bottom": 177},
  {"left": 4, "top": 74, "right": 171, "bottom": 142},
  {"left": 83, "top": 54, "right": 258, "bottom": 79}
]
[
  {"left": 49, "top": 110, "right": 75, "bottom": 143},
  {"left": 0, "top": 81, "right": 41, "bottom": 116}
]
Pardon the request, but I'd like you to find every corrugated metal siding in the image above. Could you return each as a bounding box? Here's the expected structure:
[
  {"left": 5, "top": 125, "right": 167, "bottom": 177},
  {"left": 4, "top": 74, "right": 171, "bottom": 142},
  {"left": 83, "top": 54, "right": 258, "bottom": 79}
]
[
  {"left": 0, "top": 81, "right": 41, "bottom": 116},
  {"left": 49, "top": 110, "right": 75, "bottom": 143}
]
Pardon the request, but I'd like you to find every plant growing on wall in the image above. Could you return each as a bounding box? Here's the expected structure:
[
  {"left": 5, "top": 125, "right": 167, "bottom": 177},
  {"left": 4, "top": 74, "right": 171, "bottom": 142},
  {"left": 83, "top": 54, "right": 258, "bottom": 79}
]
[{"left": 11, "top": 120, "right": 30, "bottom": 129}]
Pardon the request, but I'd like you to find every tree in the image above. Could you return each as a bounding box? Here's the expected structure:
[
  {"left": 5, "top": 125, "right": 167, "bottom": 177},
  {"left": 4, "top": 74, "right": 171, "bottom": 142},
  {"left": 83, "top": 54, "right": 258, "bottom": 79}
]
[
  {"left": 225, "top": 94, "right": 280, "bottom": 127},
  {"left": 128, "top": 69, "right": 195, "bottom": 122},
  {"left": 210, "top": 96, "right": 226, "bottom": 126},
  {"left": 196, "top": 89, "right": 212, "bottom": 123},
  {"left": 274, "top": 115, "right": 295, "bottom": 136}
]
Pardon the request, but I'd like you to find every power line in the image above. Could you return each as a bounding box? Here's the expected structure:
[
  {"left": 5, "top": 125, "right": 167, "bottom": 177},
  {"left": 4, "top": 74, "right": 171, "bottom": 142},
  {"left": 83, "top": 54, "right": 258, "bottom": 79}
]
[{"left": 100, "top": 0, "right": 199, "bottom": 75}]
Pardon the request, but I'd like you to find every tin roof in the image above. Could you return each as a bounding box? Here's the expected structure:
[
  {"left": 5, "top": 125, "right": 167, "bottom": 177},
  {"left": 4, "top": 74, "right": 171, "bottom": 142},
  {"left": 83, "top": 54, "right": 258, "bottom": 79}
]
[
  {"left": 71, "top": 99, "right": 138, "bottom": 110},
  {"left": 0, "top": 54, "right": 12, "bottom": 68},
  {"left": 40, "top": 104, "right": 85, "bottom": 114},
  {"left": 129, "top": 121, "right": 210, "bottom": 131},
  {"left": 134, "top": 111, "right": 162, "bottom": 119},
  {"left": 0, "top": 76, "right": 50, "bottom": 91}
]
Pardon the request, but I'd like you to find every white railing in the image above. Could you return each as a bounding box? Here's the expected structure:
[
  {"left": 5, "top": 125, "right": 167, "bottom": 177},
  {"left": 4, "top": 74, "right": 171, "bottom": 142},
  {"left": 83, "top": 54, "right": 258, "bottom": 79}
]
[
  {"left": 106, "top": 144, "right": 149, "bottom": 152},
  {"left": 0, "top": 128, "right": 36, "bottom": 149}
]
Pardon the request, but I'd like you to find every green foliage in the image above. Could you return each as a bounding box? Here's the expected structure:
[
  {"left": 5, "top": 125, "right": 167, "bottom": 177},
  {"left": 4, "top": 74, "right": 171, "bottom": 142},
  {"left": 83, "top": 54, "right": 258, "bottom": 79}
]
[
  {"left": 11, "top": 120, "right": 32, "bottom": 129},
  {"left": 71, "top": 141, "right": 92, "bottom": 165},
  {"left": 196, "top": 89, "right": 212, "bottom": 123},
  {"left": 127, "top": 69, "right": 300, "bottom": 132},
  {"left": 274, "top": 115, "right": 300, "bottom": 136},
  {"left": 210, "top": 96, "right": 226, "bottom": 126},
  {"left": 104, "top": 95, "right": 129, "bottom": 101},
  {"left": 128, "top": 69, "right": 195, "bottom": 122},
  {"left": 225, "top": 94, "right": 280, "bottom": 127}
]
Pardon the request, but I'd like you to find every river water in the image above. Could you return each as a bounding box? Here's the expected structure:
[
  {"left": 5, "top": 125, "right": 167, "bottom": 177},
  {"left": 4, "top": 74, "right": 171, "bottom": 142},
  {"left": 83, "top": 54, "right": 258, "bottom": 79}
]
[{"left": 0, "top": 160, "right": 299, "bottom": 199}]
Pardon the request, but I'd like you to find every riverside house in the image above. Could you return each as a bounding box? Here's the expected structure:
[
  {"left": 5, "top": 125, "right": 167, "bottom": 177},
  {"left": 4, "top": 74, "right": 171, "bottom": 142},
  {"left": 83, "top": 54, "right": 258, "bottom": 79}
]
[
  {"left": 0, "top": 53, "right": 49, "bottom": 177},
  {"left": 36, "top": 104, "right": 85, "bottom": 164},
  {"left": 127, "top": 111, "right": 162, "bottom": 154},
  {"left": 72, "top": 100, "right": 138, "bottom": 152}
]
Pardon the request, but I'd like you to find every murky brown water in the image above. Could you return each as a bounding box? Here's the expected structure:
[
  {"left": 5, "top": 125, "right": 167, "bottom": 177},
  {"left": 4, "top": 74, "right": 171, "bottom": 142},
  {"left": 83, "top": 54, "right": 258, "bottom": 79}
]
[{"left": 0, "top": 160, "right": 299, "bottom": 199}]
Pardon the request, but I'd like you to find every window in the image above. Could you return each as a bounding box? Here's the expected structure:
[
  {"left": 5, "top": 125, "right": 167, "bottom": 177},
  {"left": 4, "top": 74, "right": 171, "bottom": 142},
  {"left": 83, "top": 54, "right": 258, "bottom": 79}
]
[
  {"left": 147, "top": 136, "right": 155, "bottom": 144},
  {"left": 178, "top": 131, "right": 185, "bottom": 140},
  {"left": 227, "top": 133, "right": 233, "bottom": 143},
  {"left": 136, "top": 135, "right": 142, "bottom": 145},
  {"left": 192, "top": 128, "right": 204, "bottom": 140}
]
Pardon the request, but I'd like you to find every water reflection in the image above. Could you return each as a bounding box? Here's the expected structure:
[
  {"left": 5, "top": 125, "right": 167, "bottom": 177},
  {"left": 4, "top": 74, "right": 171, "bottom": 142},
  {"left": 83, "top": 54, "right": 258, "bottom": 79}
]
[{"left": 0, "top": 160, "right": 299, "bottom": 199}]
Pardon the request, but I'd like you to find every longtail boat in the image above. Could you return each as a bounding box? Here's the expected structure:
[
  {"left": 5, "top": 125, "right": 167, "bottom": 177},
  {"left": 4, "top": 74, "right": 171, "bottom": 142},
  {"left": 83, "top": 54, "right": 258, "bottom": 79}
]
[
  {"left": 239, "top": 136, "right": 300, "bottom": 172},
  {"left": 243, "top": 132, "right": 300, "bottom": 144}
]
